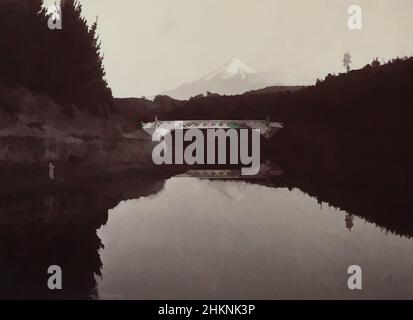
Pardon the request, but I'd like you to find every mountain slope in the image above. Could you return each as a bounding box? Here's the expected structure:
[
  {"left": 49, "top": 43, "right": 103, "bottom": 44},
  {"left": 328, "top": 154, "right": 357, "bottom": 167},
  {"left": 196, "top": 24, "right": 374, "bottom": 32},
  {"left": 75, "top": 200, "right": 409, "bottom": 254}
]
[{"left": 161, "top": 58, "right": 273, "bottom": 99}]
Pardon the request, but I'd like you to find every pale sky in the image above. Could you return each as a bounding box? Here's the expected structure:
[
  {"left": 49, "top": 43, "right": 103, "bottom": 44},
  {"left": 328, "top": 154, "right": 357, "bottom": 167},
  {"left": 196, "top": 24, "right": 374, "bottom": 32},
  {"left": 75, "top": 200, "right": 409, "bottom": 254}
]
[{"left": 45, "top": 0, "right": 413, "bottom": 97}]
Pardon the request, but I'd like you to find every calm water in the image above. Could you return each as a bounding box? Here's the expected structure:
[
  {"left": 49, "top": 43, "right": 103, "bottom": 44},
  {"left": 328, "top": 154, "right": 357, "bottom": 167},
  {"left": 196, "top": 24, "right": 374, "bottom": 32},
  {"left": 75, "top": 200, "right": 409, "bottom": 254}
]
[{"left": 96, "top": 177, "right": 413, "bottom": 299}]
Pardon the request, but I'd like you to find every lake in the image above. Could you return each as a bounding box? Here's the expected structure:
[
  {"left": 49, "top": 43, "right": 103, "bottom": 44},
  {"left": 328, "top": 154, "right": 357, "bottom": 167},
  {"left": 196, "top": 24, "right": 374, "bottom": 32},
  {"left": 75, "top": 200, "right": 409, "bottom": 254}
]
[{"left": 96, "top": 177, "right": 413, "bottom": 299}]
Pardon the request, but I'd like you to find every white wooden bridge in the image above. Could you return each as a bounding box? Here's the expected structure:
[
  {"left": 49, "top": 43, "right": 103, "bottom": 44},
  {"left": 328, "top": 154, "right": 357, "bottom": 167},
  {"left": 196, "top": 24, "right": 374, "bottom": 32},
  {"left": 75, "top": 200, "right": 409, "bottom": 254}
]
[{"left": 142, "top": 119, "right": 283, "bottom": 138}]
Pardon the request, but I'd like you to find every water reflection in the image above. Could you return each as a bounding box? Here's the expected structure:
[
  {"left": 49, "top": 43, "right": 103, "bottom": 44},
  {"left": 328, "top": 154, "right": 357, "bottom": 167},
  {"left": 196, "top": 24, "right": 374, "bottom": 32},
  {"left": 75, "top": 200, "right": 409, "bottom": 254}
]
[
  {"left": 1, "top": 173, "right": 413, "bottom": 299},
  {"left": 97, "top": 178, "right": 413, "bottom": 299},
  {"left": 0, "top": 177, "right": 166, "bottom": 299}
]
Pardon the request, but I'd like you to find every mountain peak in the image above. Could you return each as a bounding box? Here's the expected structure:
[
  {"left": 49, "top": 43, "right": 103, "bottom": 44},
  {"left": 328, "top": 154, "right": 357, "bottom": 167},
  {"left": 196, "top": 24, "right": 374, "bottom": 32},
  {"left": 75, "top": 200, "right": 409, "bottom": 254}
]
[
  {"left": 204, "top": 57, "right": 257, "bottom": 80},
  {"left": 160, "top": 58, "right": 269, "bottom": 99}
]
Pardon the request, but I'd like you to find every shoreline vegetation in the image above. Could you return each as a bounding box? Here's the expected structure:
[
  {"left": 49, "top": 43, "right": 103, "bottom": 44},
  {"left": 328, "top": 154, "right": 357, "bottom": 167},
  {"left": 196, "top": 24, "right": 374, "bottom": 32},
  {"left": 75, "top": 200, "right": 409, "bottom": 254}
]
[{"left": 2, "top": 56, "right": 412, "bottom": 182}]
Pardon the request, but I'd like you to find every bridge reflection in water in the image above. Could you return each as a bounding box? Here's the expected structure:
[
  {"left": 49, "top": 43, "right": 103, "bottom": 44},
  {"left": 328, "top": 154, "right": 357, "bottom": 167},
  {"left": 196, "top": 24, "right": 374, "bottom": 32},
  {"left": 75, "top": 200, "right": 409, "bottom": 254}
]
[{"left": 1, "top": 165, "right": 413, "bottom": 299}]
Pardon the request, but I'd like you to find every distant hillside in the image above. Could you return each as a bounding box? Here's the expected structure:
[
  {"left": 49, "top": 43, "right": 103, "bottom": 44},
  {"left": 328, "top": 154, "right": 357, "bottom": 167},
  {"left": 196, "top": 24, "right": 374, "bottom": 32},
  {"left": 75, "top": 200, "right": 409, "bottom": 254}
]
[
  {"left": 160, "top": 56, "right": 413, "bottom": 185},
  {"left": 113, "top": 95, "right": 184, "bottom": 123},
  {"left": 113, "top": 98, "right": 161, "bottom": 123},
  {"left": 163, "top": 57, "right": 413, "bottom": 123},
  {"left": 244, "top": 85, "right": 305, "bottom": 95}
]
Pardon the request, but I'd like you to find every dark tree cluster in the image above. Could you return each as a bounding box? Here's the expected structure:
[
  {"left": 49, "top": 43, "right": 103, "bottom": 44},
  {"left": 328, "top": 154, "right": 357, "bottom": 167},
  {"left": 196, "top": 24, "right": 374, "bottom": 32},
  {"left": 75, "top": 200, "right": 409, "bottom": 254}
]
[
  {"left": 0, "top": 0, "right": 113, "bottom": 118},
  {"left": 160, "top": 56, "right": 413, "bottom": 184}
]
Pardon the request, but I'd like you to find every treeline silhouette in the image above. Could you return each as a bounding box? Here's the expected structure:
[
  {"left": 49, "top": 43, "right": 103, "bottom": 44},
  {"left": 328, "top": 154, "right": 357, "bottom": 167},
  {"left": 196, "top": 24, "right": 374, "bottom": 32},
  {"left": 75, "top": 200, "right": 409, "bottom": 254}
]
[
  {"left": 0, "top": 0, "right": 112, "bottom": 118},
  {"left": 156, "top": 57, "right": 413, "bottom": 236},
  {"left": 163, "top": 57, "right": 412, "bottom": 123},
  {"left": 161, "top": 57, "right": 413, "bottom": 182}
]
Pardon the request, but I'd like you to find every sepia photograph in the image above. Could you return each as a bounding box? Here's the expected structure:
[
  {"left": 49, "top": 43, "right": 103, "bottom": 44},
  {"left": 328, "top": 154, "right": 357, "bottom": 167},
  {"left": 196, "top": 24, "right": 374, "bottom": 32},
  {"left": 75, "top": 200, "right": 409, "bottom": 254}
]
[{"left": 1, "top": 0, "right": 413, "bottom": 311}]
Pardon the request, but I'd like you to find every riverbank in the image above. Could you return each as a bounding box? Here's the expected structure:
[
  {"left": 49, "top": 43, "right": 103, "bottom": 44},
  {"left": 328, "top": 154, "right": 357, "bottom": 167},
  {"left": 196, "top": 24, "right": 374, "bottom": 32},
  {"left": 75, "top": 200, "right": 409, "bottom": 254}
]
[{"left": 0, "top": 161, "right": 181, "bottom": 200}]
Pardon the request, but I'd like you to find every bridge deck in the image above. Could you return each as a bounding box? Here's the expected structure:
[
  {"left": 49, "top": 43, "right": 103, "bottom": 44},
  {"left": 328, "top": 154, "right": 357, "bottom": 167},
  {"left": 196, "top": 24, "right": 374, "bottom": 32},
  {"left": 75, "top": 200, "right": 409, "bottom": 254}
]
[{"left": 142, "top": 120, "right": 283, "bottom": 138}]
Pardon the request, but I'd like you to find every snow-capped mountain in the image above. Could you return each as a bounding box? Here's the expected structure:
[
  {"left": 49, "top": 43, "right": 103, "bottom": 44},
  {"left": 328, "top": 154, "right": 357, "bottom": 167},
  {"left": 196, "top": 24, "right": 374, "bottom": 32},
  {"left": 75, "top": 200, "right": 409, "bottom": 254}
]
[
  {"left": 203, "top": 57, "right": 257, "bottom": 81},
  {"left": 160, "top": 58, "right": 271, "bottom": 100}
]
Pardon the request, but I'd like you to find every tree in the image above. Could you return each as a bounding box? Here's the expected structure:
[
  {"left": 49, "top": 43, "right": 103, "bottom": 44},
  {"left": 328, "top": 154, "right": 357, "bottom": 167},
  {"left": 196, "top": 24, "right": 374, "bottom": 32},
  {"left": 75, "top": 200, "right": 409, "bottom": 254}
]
[
  {"left": 48, "top": 0, "right": 113, "bottom": 117},
  {"left": 0, "top": 0, "right": 113, "bottom": 118},
  {"left": 371, "top": 57, "right": 381, "bottom": 68},
  {"left": 0, "top": 0, "right": 47, "bottom": 88},
  {"left": 343, "top": 52, "right": 352, "bottom": 72}
]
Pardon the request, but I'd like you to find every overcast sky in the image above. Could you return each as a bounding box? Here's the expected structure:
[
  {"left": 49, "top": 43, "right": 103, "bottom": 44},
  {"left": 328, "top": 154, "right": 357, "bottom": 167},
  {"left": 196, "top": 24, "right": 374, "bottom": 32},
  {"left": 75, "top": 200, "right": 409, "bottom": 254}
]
[{"left": 44, "top": 0, "right": 413, "bottom": 97}]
